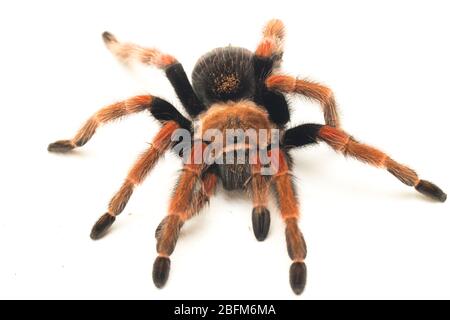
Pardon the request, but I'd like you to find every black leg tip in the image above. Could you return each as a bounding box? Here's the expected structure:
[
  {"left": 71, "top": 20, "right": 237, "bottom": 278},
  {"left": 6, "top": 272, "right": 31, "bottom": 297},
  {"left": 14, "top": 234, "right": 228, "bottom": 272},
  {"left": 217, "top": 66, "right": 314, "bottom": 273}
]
[
  {"left": 415, "top": 180, "right": 447, "bottom": 202},
  {"left": 252, "top": 207, "right": 271, "bottom": 241},
  {"left": 153, "top": 256, "right": 171, "bottom": 289},
  {"left": 48, "top": 140, "right": 75, "bottom": 153},
  {"left": 290, "top": 262, "right": 307, "bottom": 295},
  {"left": 90, "top": 213, "right": 116, "bottom": 240},
  {"left": 102, "top": 31, "right": 117, "bottom": 44}
]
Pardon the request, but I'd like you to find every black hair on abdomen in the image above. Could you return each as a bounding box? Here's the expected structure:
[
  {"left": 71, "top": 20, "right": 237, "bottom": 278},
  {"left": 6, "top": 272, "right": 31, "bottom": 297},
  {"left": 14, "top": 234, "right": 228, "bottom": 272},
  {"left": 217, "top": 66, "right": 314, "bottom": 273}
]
[{"left": 192, "top": 47, "right": 256, "bottom": 106}]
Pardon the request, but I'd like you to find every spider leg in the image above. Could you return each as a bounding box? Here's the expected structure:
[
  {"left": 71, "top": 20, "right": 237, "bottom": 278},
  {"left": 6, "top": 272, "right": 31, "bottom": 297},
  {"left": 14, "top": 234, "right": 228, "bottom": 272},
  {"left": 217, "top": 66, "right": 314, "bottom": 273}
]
[
  {"left": 102, "top": 32, "right": 206, "bottom": 117},
  {"left": 318, "top": 125, "right": 446, "bottom": 201},
  {"left": 272, "top": 149, "right": 307, "bottom": 295},
  {"left": 284, "top": 124, "right": 447, "bottom": 202},
  {"left": 282, "top": 123, "right": 323, "bottom": 150},
  {"left": 90, "top": 121, "right": 179, "bottom": 240},
  {"left": 266, "top": 74, "right": 341, "bottom": 128},
  {"left": 253, "top": 19, "right": 290, "bottom": 126},
  {"left": 153, "top": 152, "right": 217, "bottom": 288},
  {"left": 249, "top": 162, "right": 272, "bottom": 241},
  {"left": 48, "top": 95, "right": 190, "bottom": 153},
  {"left": 255, "top": 19, "right": 284, "bottom": 63}
]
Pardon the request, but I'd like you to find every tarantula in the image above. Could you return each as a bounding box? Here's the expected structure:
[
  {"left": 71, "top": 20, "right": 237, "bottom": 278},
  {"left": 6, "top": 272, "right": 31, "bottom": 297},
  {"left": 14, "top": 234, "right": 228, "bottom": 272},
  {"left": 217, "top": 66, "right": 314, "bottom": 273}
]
[{"left": 48, "top": 19, "right": 446, "bottom": 295}]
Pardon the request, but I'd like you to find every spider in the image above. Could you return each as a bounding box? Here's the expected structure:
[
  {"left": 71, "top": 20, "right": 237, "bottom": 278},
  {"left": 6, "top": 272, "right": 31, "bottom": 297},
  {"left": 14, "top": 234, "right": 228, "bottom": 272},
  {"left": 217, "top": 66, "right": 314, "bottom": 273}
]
[{"left": 48, "top": 19, "right": 446, "bottom": 295}]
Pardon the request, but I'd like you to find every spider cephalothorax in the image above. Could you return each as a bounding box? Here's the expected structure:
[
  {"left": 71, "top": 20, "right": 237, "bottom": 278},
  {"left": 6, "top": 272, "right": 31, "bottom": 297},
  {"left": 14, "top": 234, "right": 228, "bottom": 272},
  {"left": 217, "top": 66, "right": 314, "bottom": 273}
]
[{"left": 48, "top": 19, "right": 446, "bottom": 295}]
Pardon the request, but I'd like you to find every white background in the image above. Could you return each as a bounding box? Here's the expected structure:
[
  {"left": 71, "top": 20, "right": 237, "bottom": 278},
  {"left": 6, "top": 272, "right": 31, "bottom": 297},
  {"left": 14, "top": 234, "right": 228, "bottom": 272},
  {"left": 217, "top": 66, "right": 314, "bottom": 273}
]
[{"left": 0, "top": 0, "right": 449, "bottom": 300}]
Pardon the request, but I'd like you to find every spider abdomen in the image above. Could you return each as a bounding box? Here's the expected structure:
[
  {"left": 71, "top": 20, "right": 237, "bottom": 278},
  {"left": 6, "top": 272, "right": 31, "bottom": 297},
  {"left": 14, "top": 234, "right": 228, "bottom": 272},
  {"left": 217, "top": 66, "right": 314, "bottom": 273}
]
[{"left": 192, "top": 47, "right": 256, "bottom": 106}]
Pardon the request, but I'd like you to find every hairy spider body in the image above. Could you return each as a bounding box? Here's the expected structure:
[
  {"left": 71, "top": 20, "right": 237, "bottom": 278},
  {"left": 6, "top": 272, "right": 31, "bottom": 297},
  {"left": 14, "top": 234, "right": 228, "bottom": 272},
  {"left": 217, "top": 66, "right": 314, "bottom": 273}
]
[
  {"left": 48, "top": 20, "right": 446, "bottom": 295},
  {"left": 189, "top": 47, "right": 286, "bottom": 192},
  {"left": 197, "top": 101, "right": 274, "bottom": 191}
]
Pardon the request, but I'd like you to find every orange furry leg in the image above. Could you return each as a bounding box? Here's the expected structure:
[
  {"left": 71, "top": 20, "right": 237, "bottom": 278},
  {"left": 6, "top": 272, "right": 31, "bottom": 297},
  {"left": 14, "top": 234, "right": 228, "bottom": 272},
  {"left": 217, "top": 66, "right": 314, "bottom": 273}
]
[
  {"left": 272, "top": 150, "right": 307, "bottom": 295},
  {"left": 101, "top": 32, "right": 205, "bottom": 118},
  {"left": 153, "top": 166, "right": 217, "bottom": 288},
  {"left": 266, "top": 74, "right": 340, "bottom": 128},
  {"left": 90, "top": 121, "right": 179, "bottom": 240},
  {"left": 48, "top": 95, "right": 153, "bottom": 153},
  {"left": 155, "top": 171, "right": 217, "bottom": 257},
  {"left": 317, "top": 125, "right": 447, "bottom": 202},
  {"left": 102, "top": 32, "right": 177, "bottom": 69},
  {"left": 255, "top": 19, "right": 285, "bottom": 59}
]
